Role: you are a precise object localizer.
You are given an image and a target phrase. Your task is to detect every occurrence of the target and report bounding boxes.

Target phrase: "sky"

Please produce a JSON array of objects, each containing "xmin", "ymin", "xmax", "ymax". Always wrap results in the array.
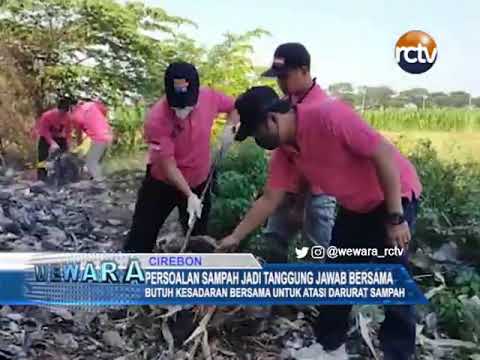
[{"xmin": 147, "ymin": 0, "xmax": 478, "ymax": 95}]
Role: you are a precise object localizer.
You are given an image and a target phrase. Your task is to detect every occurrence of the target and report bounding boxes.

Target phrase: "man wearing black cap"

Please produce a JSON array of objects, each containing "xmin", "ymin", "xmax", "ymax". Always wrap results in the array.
[
  {"xmin": 124, "ymin": 62, "xmax": 239, "ymax": 252},
  {"xmin": 34, "ymin": 96, "xmax": 78, "ymax": 181},
  {"xmin": 258, "ymin": 43, "xmax": 336, "ymax": 263},
  {"xmin": 217, "ymin": 86, "xmax": 422, "ymax": 360}
]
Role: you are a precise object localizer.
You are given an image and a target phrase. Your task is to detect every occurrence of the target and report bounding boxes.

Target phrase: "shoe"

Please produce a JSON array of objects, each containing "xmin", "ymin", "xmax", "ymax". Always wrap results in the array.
[{"xmin": 324, "ymin": 344, "xmax": 348, "ymax": 360}]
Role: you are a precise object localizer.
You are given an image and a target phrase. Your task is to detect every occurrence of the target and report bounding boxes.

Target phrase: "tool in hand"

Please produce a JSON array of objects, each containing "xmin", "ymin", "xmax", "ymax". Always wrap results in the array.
[{"xmin": 180, "ymin": 122, "xmax": 237, "ymax": 253}]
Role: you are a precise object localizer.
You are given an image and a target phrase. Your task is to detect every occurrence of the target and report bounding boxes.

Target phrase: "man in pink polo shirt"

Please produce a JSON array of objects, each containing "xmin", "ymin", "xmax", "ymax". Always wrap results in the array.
[
  {"xmin": 258, "ymin": 42, "xmax": 337, "ymax": 263},
  {"xmin": 124, "ymin": 62, "xmax": 238, "ymax": 253},
  {"xmin": 217, "ymin": 86, "xmax": 422, "ymax": 360},
  {"xmin": 34, "ymin": 97, "xmax": 76, "ymax": 181},
  {"xmin": 71, "ymin": 99, "xmax": 113, "ymax": 179}
]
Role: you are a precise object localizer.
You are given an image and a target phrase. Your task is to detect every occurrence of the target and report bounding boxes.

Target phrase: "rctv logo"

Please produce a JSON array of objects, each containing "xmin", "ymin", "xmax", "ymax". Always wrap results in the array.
[{"xmin": 395, "ymin": 30, "xmax": 438, "ymax": 74}]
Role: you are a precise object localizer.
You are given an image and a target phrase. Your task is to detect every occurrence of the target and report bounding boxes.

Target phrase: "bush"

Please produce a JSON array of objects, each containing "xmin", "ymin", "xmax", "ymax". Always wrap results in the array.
[
  {"xmin": 208, "ymin": 140, "xmax": 268, "ymax": 239},
  {"xmin": 109, "ymin": 105, "xmax": 147, "ymax": 156},
  {"xmin": 0, "ymin": 47, "xmax": 36, "ymax": 166},
  {"xmin": 395, "ymin": 137, "xmax": 480, "ymax": 224},
  {"xmin": 431, "ymin": 269, "xmax": 480, "ymax": 342}
]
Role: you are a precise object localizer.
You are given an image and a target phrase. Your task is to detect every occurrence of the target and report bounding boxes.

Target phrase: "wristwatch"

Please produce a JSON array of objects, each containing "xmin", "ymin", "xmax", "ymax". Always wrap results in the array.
[{"xmin": 385, "ymin": 212, "xmax": 406, "ymax": 225}]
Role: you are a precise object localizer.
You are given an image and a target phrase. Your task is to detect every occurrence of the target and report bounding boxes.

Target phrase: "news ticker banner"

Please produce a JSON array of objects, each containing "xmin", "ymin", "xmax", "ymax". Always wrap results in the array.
[{"xmin": 0, "ymin": 253, "xmax": 428, "ymax": 307}]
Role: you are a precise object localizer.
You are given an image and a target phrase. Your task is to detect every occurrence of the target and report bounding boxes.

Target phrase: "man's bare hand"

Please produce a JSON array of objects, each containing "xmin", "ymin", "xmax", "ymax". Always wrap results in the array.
[
  {"xmin": 216, "ymin": 234, "xmax": 240, "ymax": 252},
  {"xmin": 287, "ymin": 207, "xmax": 304, "ymax": 227},
  {"xmin": 386, "ymin": 222, "xmax": 411, "ymax": 250}
]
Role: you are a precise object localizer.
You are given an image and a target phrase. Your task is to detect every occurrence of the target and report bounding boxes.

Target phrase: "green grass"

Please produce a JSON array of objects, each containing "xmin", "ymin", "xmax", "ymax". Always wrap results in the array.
[
  {"xmin": 104, "ymin": 151, "xmax": 146, "ymax": 175},
  {"xmin": 382, "ymin": 131, "xmax": 480, "ymax": 163},
  {"xmin": 104, "ymin": 130, "xmax": 480, "ymax": 178},
  {"xmin": 366, "ymin": 109, "xmax": 480, "ymax": 132}
]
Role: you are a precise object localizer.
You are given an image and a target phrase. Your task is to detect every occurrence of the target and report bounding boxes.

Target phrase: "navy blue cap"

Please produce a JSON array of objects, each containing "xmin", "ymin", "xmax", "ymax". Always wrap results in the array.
[
  {"xmin": 234, "ymin": 86, "xmax": 291, "ymax": 141},
  {"xmin": 262, "ymin": 43, "xmax": 311, "ymax": 77}
]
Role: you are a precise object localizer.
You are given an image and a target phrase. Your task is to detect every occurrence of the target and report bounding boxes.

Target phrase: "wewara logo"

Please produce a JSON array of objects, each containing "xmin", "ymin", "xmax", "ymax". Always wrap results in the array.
[{"xmin": 395, "ymin": 30, "xmax": 437, "ymax": 74}]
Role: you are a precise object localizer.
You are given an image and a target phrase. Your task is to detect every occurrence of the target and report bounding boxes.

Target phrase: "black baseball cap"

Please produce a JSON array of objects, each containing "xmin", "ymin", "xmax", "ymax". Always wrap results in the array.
[
  {"xmin": 165, "ymin": 62, "xmax": 200, "ymax": 108},
  {"xmin": 234, "ymin": 86, "xmax": 291, "ymax": 142},
  {"xmin": 57, "ymin": 96, "xmax": 77, "ymax": 112},
  {"xmin": 262, "ymin": 43, "xmax": 311, "ymax": 77}
]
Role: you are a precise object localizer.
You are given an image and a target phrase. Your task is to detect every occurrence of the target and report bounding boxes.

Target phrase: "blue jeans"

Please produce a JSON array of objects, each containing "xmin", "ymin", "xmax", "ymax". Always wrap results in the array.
[
  {"xmin": 314, "ymin": 195, "xmax": 419, "ymax": 360},
  {"xmin": 257, "ymin": 193, "xmax": 337, "ymax": 263}
]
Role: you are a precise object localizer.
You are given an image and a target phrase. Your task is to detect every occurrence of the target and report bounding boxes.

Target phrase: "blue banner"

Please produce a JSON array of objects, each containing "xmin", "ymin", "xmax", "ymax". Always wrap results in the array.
[{"xmin": 0, "ymin": 253, "xmax": 427, "ymax": 307}]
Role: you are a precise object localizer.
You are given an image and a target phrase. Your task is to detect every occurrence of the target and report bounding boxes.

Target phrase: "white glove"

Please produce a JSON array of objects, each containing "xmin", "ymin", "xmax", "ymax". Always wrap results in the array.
[
  {"xmin": 221, "ymin": 123, "xmax": 237, "ymax": 150},
  {"xmin": 49, "ymin": 142, "xmax": 60, "ymax": 154},
  {"xmin": 187, "ymin": 193, "xmax": 203, "ymax": 228}
]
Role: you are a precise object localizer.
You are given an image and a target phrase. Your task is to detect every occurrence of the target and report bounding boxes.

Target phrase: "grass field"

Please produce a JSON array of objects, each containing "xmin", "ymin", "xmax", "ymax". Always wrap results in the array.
[
  {"xmin": 382, "ymin": 131, "xmax": 480, "ymax": 163},
  {"xmin": 104, "ymin": 130, "xmax": 480, "ymax": 175}
]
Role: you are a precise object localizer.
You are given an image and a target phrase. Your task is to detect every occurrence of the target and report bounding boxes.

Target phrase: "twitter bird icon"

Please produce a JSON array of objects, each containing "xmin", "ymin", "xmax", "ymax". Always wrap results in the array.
[{"xmin": 295, "ymin": 247, "xmax": 309, "ymax": 259}]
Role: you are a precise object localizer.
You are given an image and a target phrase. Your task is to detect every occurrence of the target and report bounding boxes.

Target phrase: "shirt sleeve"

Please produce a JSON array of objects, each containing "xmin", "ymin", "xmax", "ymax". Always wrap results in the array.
[
  {"xmin": 212, "ymin": 89, "xmax": 235, "ymax": 114},
  {"xmin": 323, "ymin": 100, "xmax": 382, "ymax": 158},
  {"xmin": 94, "ymin": 100, "xmax": 108, "ymax": 116},
  {"xmin": 144, "ymin": 103, "xmax": 175, "ymax": 162},
  {"xmin": 266, "ymin": 149, "xmax": 301, "ymax": 193}
]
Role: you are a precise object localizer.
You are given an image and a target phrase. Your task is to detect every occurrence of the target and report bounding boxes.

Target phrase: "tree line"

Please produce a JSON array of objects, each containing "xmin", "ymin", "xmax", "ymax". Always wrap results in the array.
[
  {"xmin": 328, "ymin": 83, "xmax": 479, "ymax": 110},
  {"xmin": 0, "ymin": 0, "xmax": 475, "ymax": 118},
  {"xmin": 0, "ymin": 0, "xmax": 274, "ymax": 116}
]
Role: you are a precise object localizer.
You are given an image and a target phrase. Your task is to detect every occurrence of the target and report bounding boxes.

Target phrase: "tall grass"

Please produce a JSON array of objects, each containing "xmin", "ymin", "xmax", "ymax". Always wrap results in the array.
[
  {"xmin": 109, "ymin": 105, "xmax": 147, "ymax": 155},
  {"xmin": 107, "ymin": 106, "xmax": 480, "ymax": 155},
  {"xmin": 365, "ymin": 109, "xmax": 480, "ymax": 132}
]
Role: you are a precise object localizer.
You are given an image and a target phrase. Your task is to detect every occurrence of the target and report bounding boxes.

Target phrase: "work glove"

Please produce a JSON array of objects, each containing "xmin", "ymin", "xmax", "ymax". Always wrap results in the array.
[
  {"xmin": 187, "ymin": 193, "xmax": 203, "ymax": 229},
  {"xmin": 71, "ymin": 137, "xmax": 92, "ymax": 157},
  {"xmin": 220, "ymin": 123, "xmax": 237, "ymax": 152}
]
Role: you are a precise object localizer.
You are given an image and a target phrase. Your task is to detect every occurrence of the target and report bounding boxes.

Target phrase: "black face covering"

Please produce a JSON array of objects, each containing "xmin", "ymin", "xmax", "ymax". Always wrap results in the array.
[
  {"xmin": 57, "ymin": 96, "xmax": 77, "ymax": 112},
  {"xmin": 254, "ymin": 126, "xmax": 280, "ymax": 150},
  {"xmin": 165, "ymin": 62, "xmax": 200, "ymax": 108}
]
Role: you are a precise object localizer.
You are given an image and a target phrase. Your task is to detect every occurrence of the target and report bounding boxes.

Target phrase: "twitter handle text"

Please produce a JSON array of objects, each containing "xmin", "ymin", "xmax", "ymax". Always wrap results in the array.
[{"xmin": 296, "ymin": 246, "xmax": 404, "ymax": 260}]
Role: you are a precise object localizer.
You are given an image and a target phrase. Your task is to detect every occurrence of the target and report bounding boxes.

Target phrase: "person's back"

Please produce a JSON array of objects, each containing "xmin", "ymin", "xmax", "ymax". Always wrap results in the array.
[
  {"xmin": 72, "ymin": 101, "xmax": 113, "ymax": 143},
  {"xmin": 72, "ymin": 101, "xmax": 112, "ymax": 179},
  {"xmin": 290, "ymin": 98, "xmax": 421, "ymax": 212},
  {"xmin": 34, "ymin": 101, "xmax": 74, "ymax": 181}
]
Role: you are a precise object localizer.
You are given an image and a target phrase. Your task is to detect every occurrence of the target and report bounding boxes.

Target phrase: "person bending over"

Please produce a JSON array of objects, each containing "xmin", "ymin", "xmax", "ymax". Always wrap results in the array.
[
  {"xmin": 124, "ymin": 62, "xmax": 239, "ymax": 253},
  {"xmin": 218, "ymin": 86, "xmax": 422, "ymax": 360}
]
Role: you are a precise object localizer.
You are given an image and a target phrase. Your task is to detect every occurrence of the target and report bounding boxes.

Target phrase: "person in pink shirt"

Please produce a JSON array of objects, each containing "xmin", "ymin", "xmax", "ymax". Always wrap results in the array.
[
  {"xmin": 34, "ymin": 97, "xmax": 76, "ymax": 181},
  {"xmin": 124, "ymin": 62, "xmax": 239, "ymax": 253},
  {"xmin": 259, "ymin": 43, "xmax": 337, "ymax": 264},
  {"xmin": 217, "ymin": 86, "xmax": 422, "ymax": 360},
  {"xmin": 71, "ymin": 99, "xmax": 113, "ymax": 179}
]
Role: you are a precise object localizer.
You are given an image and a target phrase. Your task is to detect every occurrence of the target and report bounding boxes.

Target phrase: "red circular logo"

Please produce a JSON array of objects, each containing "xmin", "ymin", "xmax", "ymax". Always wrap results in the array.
[{"xmin": 395, "ymin": 31, "xmax": 437, "ymax": 74}]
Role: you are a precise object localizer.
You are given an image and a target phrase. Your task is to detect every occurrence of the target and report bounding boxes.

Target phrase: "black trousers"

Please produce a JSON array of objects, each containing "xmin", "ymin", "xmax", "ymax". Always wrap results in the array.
[
  {"xmin": 314, "ymin": 196, "xmax": 419, "ymax": 360},
  {"xmin": 37, "ymin": 136, "xmax": 68, "ymax": 181},
  {"xmin": 124, "ymin": 166, "xmax": 212, "ymax": 253}
]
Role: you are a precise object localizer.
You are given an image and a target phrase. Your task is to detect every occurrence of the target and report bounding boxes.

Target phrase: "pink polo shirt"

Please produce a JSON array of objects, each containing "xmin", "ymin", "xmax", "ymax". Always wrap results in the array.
[
  {"xmin": 34, "ymin": 108, "xmax": 73, "ymax": 146},
  {"xmin": 267, "ymin": 96, "xmax": 422, "ymax": 213},
  {"xmin": 287, "ymin": 80, "xmax": 326, "ymax": 106},
  {"xmin": 94, "ymin": 100, "xmax": 108, "ymax": 117},
  {"xmin": 145, "ymin": 87, "xmax": 235, "ymax": 187},
  {"xmin": 72, "ymin": 101, "xmax": 113, "ymax": 143},
  {"xmin": 277, "ymin": 83, "xmax": 329, "ymax": 192}
]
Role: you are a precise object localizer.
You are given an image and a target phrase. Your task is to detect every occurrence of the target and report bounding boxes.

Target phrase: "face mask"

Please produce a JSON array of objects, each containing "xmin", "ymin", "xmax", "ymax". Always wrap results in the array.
[
  {"xmin": 173, "ymin": 106, "xmax": 193, "ymax": 120},
  {"xmin": 254, "ymin": 130, "xmax": 280, "ymax": 150}
]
